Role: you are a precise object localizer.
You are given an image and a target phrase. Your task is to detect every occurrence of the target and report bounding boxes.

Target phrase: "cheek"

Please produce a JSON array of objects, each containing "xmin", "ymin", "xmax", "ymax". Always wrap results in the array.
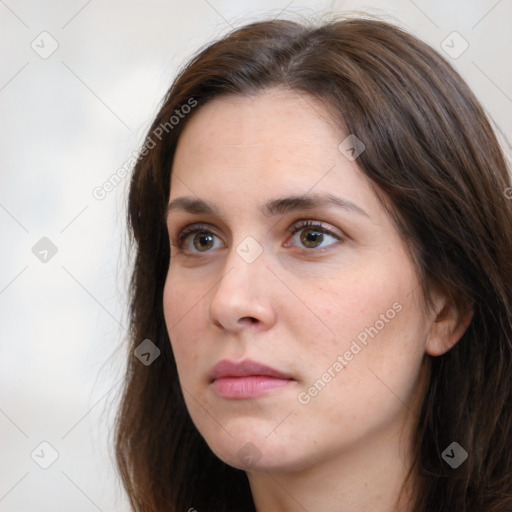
[
  {"xmin": 163, "ymin": 272, "xmax": 206, "ymax": 379},
  {"xmin": 301, "ymin": 268, "xmax": 414, "ymax": 356},
  {"xmin": 295, "ymin": 261, "xmax": 427, "ymax": 403}
]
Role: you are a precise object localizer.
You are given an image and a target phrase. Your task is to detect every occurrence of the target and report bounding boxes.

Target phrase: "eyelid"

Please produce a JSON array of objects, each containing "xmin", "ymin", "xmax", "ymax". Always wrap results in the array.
[
  {"xmin": 175, "ymin": 223, "xmax": 215, "ymax": 241},
  {"xmin": 171, "ymin": 222, "xmax": 223, "ymax": 248},
  {"xmin": 286, "ymin": 219, "xmax": 344, "ymax": 239}
]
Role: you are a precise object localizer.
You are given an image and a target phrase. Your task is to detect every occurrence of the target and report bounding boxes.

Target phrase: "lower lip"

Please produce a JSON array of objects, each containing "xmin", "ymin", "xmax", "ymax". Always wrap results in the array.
[{"xmin": 212, "ymin": 376, "xmax": 292, "ymax": 399}]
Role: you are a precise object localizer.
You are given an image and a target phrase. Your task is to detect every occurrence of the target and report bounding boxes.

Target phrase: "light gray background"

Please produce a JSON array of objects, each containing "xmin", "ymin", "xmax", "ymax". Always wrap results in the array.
[{"xmin": 1, "ymin": 1, "xmax": 511, "ymax": 510}]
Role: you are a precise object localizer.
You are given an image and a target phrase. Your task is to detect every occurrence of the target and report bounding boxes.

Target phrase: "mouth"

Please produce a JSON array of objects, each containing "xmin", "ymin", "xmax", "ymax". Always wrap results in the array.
[{"xmin": 210, "ymin": 359, "xmax": 295, "ymax": 399}]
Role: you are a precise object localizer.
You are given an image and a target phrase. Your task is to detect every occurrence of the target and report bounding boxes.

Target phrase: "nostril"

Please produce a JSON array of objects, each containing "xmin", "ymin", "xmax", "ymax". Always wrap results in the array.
[{"xmin": 241, "ymin": 316, "xmax": 258, "ymax": 324}]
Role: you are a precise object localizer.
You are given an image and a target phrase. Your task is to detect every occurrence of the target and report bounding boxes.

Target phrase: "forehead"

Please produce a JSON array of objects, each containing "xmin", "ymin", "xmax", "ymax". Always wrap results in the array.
[
  {"xmin": 175, "ymin": 89, "xmax": 340, "ymax": 162},
  {"xmin": 170, "ymin": 88, "xmax": 372, "ymax": 201},
  {"xmin": 169, "ymin": 89, "xmax": 387, "ymax": 224}
]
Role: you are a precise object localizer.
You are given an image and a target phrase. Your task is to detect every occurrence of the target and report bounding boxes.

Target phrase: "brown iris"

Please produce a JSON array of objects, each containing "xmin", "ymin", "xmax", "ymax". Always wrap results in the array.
[
  {"xmin": 300, "ymin": 228, "xmax": 324, "ymax": 249},
  {"xmin": 193, "ymin": 232, "xmax": 214, "ymax": 252}
]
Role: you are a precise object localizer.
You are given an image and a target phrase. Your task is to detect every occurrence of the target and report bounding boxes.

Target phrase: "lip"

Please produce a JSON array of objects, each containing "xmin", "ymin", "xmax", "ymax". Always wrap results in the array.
[{"xmin": 210, "ymin": 359, "xmax": 295, "ymax": 399}]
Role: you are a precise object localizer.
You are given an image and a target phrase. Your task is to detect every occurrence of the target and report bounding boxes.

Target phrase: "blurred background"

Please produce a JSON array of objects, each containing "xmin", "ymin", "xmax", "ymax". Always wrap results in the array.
[{"xmin": 1, "ymin": 0, "xmax": 511, "ymax": 510}]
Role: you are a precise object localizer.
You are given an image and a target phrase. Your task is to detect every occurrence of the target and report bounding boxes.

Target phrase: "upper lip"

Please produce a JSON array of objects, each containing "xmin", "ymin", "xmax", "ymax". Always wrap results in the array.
[{"xmin": 210, "ymin": 359, "xmax": 294, "ymax": 381}]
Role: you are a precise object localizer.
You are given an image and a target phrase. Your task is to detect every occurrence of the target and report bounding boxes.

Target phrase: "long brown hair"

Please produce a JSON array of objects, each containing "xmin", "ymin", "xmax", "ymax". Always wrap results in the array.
[{"xmin": 115, "ymin": 17, "xmax": 512, "ymax": 511}]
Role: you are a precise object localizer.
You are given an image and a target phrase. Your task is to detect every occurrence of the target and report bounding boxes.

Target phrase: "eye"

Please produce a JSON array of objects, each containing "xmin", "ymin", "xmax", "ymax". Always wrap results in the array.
[
  {"xmin": 173, "ymin": 225, "xmax": 224, "ymax": 254},
  {"xmin": 172, "ymin": 220, "xmax": 343, "ymax": 255},
  {"xmin": 287, "ymin": 220, "xmax": 343, "ymax": 250}
]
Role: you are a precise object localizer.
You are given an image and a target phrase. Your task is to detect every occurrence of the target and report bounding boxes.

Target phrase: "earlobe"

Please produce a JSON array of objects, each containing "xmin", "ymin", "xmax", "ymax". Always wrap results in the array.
[{"xmin": 425, "ymin": 301, "xmax": 474, "ymax": 357}]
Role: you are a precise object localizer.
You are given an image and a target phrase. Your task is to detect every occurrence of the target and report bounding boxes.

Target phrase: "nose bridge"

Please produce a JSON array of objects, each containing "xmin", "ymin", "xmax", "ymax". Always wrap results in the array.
[
  {"xmin": 217, "ymin": 237, "xmax": 266, "ymax": 297},
  {"xmin": 208, "ymin": 237, "xmax": 275, "ymax": 329}
]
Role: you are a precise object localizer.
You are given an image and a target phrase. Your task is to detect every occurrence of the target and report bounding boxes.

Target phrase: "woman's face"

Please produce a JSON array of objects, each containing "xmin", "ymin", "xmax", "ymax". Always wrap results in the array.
[{"xmin": 164, "ymin": 88, "xmax": 437, "ymax": 473}]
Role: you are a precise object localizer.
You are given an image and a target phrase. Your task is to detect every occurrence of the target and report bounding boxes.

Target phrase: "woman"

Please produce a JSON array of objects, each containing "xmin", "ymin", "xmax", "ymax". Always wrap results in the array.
[{"xmin": 115, "ymin": 17, "xmax": 512, "ymax": 511}]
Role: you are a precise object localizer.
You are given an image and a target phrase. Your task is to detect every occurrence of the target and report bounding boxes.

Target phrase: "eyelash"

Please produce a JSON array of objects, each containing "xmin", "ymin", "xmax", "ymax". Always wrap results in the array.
[
  {"xmin": 286, "ymin": 219, "xmax": 342, "ymax": 239},
  {"xmin": 174, "ymin": 224, "xmax": 211, "ymax": 246},
  {"xmin": 172, "ymin": 220, "xmax": 343, "ymax": 253}
]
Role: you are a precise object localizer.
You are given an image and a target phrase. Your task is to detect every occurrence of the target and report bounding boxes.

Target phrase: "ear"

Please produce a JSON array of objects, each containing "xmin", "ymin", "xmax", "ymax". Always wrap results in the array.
[{"xmin": 425, "ymin": 296, "xmax": 473, "ymax": 357}]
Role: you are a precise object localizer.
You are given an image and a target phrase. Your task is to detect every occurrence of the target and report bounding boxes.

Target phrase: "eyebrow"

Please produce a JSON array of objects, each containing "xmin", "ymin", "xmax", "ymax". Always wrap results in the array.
[{"xmin": 167, "ymin": 193, "xmax": 369, "ymax": 219}]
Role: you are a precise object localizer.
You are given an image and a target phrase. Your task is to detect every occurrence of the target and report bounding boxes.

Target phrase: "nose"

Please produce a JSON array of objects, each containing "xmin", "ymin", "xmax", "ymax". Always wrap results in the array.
[{"xmin": 208, "ymin": 246, "xmax": 277, "ymax": 333}]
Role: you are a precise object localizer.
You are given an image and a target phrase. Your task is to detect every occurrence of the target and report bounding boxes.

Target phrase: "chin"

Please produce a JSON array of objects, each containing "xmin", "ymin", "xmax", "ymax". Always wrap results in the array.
[{"xmin": 198, "ymin": 421, "xmax": 317, "ymax": 474}]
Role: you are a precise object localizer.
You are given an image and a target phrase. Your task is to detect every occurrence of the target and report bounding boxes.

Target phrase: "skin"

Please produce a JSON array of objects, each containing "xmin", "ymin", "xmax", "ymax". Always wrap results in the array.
[{"xmin": 163, "ymin": 88, "xmax": 468, "ymax": 512}]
